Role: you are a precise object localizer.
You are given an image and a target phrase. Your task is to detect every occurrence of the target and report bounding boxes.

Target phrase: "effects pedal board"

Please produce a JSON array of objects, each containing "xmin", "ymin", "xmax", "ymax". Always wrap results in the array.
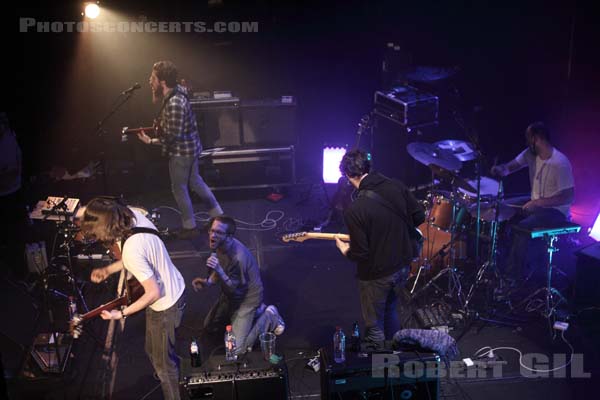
[{"xmin": 415, "ymin": 306, "xmax": 451, "ymax": 329}]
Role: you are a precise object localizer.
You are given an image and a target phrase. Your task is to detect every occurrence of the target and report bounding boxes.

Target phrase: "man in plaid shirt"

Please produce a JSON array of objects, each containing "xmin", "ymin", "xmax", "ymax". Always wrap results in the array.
[{"xmin": 138, "ymin": 61, "xmax": 223, "ymax": 238}]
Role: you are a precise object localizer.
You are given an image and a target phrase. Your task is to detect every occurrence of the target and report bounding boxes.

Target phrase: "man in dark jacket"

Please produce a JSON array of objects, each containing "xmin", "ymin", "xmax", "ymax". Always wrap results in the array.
[{"xmin": 335, "ymin": 149, "xmax": 425, "ymax": 343}]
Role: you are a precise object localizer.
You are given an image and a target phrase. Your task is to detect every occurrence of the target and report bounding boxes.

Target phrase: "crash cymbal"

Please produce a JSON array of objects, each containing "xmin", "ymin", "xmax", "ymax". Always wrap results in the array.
[
  {"xmin": 428, "ymin": 164, "xmax": 476, "ymax": 192},
  {"xmin": 434, "ymin": 139, "xmax": 477, "ymax": 162},
  {"xmin": 406, "ymin": 142, "xmax": 462, "ymax": 171}
]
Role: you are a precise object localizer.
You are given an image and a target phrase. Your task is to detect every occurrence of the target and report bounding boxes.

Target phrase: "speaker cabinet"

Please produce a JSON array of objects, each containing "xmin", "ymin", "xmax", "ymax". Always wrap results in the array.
[
  {"xmin": 241, "ymin": 99, "xmax": 297, "ymax": 147},
  {"xmin": 199, "ymin": 146, "xmax": 295, "ymax": 190},
  {"xmin": 194, "ymin": 103, "xmax": 242, "ymax": 148},
  {"xmin": 182, "ymin": 352, "xmax": 288, "ymax": 400},
  {"xmin": 319, "ymin": 347, "xmax": 439, "ymax": 400},
  {"xmin": 574, "ymin": 242, "xmax": 600, "ymax": 307}
]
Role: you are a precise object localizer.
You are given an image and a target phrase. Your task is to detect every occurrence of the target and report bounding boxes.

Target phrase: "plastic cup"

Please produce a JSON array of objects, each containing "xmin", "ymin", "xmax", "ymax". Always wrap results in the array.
[{"xmin": 259, "ymin": 332, "xmax": 276, "ymax": 361}]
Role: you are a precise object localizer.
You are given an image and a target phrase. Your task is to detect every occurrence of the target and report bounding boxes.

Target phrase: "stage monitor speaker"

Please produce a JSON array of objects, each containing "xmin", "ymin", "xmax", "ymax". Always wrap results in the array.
[
  {"xmin": 196, "ymin": 106, "xmax": 242, "ymax": 148},
  {"xmin": 182, "ymin": 352, "xmax": 289, "ymax": 400},
  {"xmin": 319, "ymin": 346, "xmax": 440, "ymax": 400},
  {"xmin": 574, "ymin": 242, "xmax": 600, "ymax": 307},
  {"xmin": 241, "ymin": 99, "xmax": 297, "ymax": 147}
]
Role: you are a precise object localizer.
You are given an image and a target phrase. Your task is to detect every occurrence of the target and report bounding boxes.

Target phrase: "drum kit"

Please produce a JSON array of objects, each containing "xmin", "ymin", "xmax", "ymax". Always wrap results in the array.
[{"xmin": 405, "ymin": 139, "xmax": 527, "ymax": 306}]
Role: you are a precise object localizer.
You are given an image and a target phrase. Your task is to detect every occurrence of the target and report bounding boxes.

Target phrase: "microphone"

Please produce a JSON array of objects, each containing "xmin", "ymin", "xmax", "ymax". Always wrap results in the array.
[
  {"xmin": 207, "ymin": 250, "xmax": 217, "ymax": 279},
  {"xmin": 122, "ymin": 83, "xmax": 142, "ymax": 95}
]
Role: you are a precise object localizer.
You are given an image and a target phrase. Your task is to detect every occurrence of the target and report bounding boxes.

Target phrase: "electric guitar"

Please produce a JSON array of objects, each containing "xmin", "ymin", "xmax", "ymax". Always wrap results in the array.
[
  {"xmin": 69, "ymin": 277, "xmax": 144, "ymax": 338},
  {"xmin": 70, "ymin": 241, "xmax": 144, "ymax": 338},
  {"xmin": 282, "ymin": 232, "xmax": 350, "ymax": 243},
  {"xmin": 121, "ymin": 118, "xmax": 163, "ymax": 140},
  {"xmin": 282, "ymin": 228, "xmax": 424, "ymax": 260}
]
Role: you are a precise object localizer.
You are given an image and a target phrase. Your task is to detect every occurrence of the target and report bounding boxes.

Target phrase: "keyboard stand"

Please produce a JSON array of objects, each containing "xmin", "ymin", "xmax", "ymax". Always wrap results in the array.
[{"xmin": 514, "ymin": 223, "xmax": 580, "ymax": 335}]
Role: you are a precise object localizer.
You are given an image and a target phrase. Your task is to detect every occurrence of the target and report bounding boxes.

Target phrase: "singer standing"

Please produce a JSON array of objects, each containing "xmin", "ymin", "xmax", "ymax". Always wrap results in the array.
[
  {"xmin": 137, "ymin": 60, "xmax": 223, "ymax": 239},
  {"xmin": 191, "ymin": 215, "xmax": 267, "ymax": 353}
]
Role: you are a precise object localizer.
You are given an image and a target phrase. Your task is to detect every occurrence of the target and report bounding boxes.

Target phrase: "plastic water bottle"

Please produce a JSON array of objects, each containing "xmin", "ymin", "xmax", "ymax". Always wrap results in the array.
[
  {"xmin": 351, "ymin": 321, "xmax": 360, "ymax": 352},
  {"xmin": 190, "ymin": 338, "xmax": 201, "ymax": 367},
  {"xmin": 67, "ymin": 296, "xmax": 77, "ymax": 320},
  {"xmin": 333, "ymin": 326, "xmax": 346, "ymax": 363},
  {"xmin": 225, "ymin": 325, "xmax": 238, "ymax": 361}
]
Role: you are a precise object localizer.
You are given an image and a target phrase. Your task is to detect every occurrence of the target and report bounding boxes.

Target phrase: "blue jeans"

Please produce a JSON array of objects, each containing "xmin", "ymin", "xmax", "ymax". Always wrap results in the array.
[
  {"xmin": 169, "ymin": 155, "xmax": 223, "ymax": 229},
  {"xmin": 145, "ymin": 294, "xmax": 186, "ymax": 400},
  {"xmin": 506, "ymin": 207, "xmax": 567, "ymax": 279},
  {"xmin": 358, "ymin": 267, "xmax": 410, "ymax": 343},
  {"xmin": 203, "ymin": 292, "xmax": 263, "ymax": 354}
]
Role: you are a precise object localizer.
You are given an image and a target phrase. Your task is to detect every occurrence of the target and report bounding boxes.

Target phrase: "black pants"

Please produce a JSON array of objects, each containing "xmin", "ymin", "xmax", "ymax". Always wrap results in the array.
[{"xmin": 358, "ymin": 267, "xmax": 410, "ymax": 343}]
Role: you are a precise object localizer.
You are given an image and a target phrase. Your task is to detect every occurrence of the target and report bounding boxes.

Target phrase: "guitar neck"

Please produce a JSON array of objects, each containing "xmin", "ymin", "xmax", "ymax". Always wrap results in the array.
[
  {"xmin": 79, "ymin": 296, "xmax": 127, "ymax": 323},
  {"xmin": 122, "ymin": 127, "xmax": 154, "ymax": 135},
  {"xmin": 304, "ymin": 233, "xmax": 350, "ymax": 241}
]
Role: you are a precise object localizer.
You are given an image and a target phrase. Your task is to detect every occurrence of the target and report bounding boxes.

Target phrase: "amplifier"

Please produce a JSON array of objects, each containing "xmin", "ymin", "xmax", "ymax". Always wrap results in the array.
[
  {"xmin": 182, "ymin": 352, "xmax": 289, "ymax": 400},
  {"xmin": 374, "ymin": 86, "xmax": 438, "ymax": 126},
  {"xmin": 319, "ymin": 346, "xmax": 439, "ymax": 400},
  {"xmin": 199, "ymin": 146, "xmax": 295, "ymax": 190}
]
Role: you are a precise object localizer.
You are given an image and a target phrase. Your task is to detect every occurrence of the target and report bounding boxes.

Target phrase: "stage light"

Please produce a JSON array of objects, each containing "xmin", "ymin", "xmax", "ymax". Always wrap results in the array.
[
  {"xmin": 589, "ymin": 209, "xmax": 600, "ymax": 241},
  {"xmin": 84, "ymin": 2, "xmax": 101, "ymax": 19},
  {"xmin": 323, "ymin": 146, "xmax": 346, "ymax": 183}
]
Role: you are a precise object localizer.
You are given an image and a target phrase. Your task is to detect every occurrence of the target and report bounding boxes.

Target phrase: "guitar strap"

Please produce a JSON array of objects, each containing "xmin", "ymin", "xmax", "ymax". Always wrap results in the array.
[
  {"xmin": 359, "ymin": 189, "xmax": 417, "ymax": 234},
  {"xmin": 118, "ymin": 227, "xmax": 163, "ymax": 297}
]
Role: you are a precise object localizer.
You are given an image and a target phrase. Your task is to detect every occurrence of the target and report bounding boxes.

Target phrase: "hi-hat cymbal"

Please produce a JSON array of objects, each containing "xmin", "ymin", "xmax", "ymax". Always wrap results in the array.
[
  {"xmin": 406, "ymin": 142, "xmax": 462, "ymax": 171},
  {"xmin": 434, "ymin": 140, "xmax": 477, "ymax": 162},
  {"xmin": 428, "ymin": 164, "xmax": 476, "ymax": 192}
]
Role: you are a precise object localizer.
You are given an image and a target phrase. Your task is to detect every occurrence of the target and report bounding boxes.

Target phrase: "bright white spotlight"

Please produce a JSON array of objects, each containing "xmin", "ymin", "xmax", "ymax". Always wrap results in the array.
[
  {"xmin": 323, "ymin": 147, "xmax": 347, "ymax": 184},
  {"xmin": 84, "ymin": 3, "xmax": 100, "ymax": 19}
]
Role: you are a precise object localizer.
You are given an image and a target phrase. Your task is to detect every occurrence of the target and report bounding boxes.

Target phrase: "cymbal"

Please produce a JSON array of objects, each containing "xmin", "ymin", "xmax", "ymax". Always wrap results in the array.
[
  {"xmin": 434, "ymin": 139, "xmax": 477, "ymax": 162},
  {"xmin": 457, "ymin": 176, "xmax": 500, "ymax": 198},
  {"xmin": 428, "ymin": 164, "xmax": 476, "ymax": 192},
  {"xmin": 469, "ymin": 201, "xmax": 516, "ymax": 222},
  {"xmin": 406, "ymin": 142, "xmax": 462, "ymax": 171}
]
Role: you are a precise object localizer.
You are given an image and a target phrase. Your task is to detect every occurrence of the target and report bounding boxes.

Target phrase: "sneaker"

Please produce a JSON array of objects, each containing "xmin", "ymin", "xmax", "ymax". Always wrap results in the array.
[{"xmin": 266, "ymin": 305, "xmax": 285, "ymax": 335}]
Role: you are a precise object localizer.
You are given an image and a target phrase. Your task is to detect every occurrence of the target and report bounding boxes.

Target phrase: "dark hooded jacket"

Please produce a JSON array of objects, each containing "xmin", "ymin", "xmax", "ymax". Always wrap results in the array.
[{"xmin": 343, "ymin": 172, "xmax": 425, "ymax": 280}]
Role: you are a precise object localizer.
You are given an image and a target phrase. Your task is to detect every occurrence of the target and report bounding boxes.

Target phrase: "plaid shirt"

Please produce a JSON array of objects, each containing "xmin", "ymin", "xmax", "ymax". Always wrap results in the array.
[{"xmin": 158, "ymin": 85, "xmax": 202, "ymax": 157}]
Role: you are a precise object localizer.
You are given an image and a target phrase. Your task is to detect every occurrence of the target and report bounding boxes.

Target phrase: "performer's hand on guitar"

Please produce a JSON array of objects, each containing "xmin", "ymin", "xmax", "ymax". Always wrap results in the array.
[
  {"xmin": 91, "ymin": 267, "xmax": 110, "ymax": 283},
  {"xmin": 100, "ymin": 309, "xmax": 124, "ymax": 320},
  {"xmin": 334, "ymin": 235, "xmax": 350, "ymax": 256},
  {"xmin": 192, "ymin": 277, "xmax": 209, "ymax": 292},
  {"xmin": 137, "ymin": 129, "xmax": 153, "ymax": 144}
]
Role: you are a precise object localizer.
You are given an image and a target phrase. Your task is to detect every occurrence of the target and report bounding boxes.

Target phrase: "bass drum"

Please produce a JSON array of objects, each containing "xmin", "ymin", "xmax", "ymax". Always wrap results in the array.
[{"xmin": 411, "ymin": 222, "xmax": 467, "ymax": 277}]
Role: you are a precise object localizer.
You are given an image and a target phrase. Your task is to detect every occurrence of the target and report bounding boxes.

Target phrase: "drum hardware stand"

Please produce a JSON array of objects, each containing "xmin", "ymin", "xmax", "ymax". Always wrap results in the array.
[
  {"xmin": 512, "ymin": 233, "xmax": 568, "ymax": 336},
  {"xmin": 409, "ymin": 232, "xmax": 467, "ymax": 308}
]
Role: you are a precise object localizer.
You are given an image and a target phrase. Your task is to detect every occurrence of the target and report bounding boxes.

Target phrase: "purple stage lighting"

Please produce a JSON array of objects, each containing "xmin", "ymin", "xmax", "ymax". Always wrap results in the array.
[
  {"xmin": 590, "ymin": 209, "xmax": 600, "ymax": 241},
  {"xmin": 323, "ymin": 147, "xmax": 346, "ymax": 183}
]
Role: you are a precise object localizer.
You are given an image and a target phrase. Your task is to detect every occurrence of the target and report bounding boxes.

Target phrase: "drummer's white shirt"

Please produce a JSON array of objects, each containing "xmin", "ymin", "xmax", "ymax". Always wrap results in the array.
[{"xmin": 515, "ymin": 148, "xmax": 574, "ymax": 217}]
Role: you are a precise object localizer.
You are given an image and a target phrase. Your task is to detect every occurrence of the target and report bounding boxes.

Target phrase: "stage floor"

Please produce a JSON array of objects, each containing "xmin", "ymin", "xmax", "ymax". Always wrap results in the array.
[{"xmin": 2, "ymin": 184, "xmax": 599, "ymax": 399}]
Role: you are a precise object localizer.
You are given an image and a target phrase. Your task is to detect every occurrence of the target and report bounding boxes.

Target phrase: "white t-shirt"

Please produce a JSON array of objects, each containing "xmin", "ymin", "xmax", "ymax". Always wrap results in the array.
[
  {"xmin": 121, "ymin": 209, "xmax": 185, "ymax": 311},
  {"xmin": 515, "ymin": 147, "xmax": 574, "ymax": 216}
]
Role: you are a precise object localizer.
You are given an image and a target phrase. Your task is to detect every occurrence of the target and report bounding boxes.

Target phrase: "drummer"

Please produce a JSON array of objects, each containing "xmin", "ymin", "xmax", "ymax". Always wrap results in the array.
[{"xmin": 491, "ymin": 121, "xmax": 574, "ymax": 280}]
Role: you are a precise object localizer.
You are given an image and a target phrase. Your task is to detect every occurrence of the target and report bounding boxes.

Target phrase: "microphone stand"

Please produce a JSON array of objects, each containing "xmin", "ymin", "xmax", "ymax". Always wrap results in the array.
[{"xmin": 94, "ymin": 91, "xmax": 137, "ymax": 195}]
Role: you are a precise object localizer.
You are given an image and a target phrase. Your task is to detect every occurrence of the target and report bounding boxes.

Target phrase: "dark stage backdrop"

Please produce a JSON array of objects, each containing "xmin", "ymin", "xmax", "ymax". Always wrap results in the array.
[{"xmin": 5, "ymin": 0, "xmax": 600, "ymax": 227}]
